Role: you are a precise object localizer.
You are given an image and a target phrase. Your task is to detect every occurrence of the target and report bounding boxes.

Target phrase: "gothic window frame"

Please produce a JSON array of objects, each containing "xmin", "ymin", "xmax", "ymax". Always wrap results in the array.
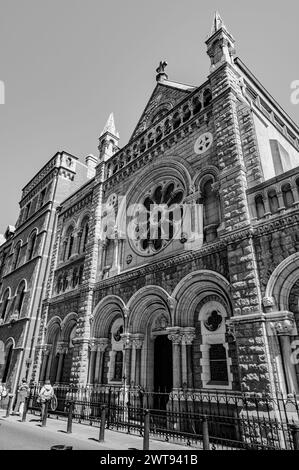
[
  {"xmin": 128, "ymin": 179, "xmax": 185, "ymax": 257},
  {"xmin": 0, "ymin": 288, "xmax": 11, "ymax": 322},
  {"xmin": 27, "ymin": 229, "xmax": 38, "ymax": 261},
  {"xmin": 198, "ymin": 300, "xmax": 232, "ymax": 390},
  {"xmin": 107, "ymin": 318, "xmax": 124, "ymax": 384}
]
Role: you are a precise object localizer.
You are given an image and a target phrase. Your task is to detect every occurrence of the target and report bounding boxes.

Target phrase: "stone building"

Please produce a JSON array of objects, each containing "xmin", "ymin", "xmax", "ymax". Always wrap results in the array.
[
  {"xmin": 2, "ymin": 13, "xmax": 299, "ymax": 398},
  {"xmin": 0, "ymin": 152, "xmax": 91, "ymax": 393}
]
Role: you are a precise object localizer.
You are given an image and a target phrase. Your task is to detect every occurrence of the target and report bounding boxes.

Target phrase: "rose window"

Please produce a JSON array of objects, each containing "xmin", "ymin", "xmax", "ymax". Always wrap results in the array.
[{"xmin": 130, "ymin": 181, "xmax": 184, "ymax": 255}]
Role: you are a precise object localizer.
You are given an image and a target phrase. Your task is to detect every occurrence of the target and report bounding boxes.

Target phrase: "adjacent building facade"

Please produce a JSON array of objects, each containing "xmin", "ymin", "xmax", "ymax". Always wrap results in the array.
[{"xmin": 1, "ymin": 13, "xmax": 299, "ymax": 398}]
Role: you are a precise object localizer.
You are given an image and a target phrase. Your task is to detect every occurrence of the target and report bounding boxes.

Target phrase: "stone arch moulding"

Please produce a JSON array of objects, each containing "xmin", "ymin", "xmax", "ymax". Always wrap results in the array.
[
  {"xmin": 172, "ymin": 270, "xmax": 232, "ymax": 326},
  {"xmin": 127, "ymin": 285, "xmax": 174, "ymax": 333},
  {"xmin": 45, "ymin": 316, "xmax": 62, "ymax": 343},
  {"xmin": 265, "ymin": 253, "xmax": 299, "ymax": 311},
  {"xmin": 5, "ymin": 337, "xmax": 16, "ymax": 349},
  {"xmin": 61, "ymin": 312, "xmax": 78, "ymax": 341},
  {"xmin": 91, "ymin": 295, "xmax": 126, "ymax": 338},
  {"xmin": 13, "ymin": 278, "xmax": 28, "ymax": 297}
]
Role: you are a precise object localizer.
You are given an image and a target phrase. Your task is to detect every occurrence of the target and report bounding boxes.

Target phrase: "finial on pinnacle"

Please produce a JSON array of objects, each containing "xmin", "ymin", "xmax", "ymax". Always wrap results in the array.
[{"xmin": 156, "ymin": 60, "xmax": 168, "ymax": 82}]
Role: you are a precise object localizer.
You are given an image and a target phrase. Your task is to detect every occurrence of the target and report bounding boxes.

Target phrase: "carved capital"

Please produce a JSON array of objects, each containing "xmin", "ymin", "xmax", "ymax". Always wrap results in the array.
[
  {"xmin": 121, "ymin": 333, "xmax": 133, "ymax": 349},
  {"xmin": 167, "ymin": 327, "xmax": 182, "ymax": 344},
  {"xmin": 131, "ymin": 333, "xmax": 144, "ymax": 349},
  {"xmin": 270, "ymin": 319, "xmax": 296, "ymax": 336},
  {"xmin": 262, "ymin": 296, "xmax": 275, "ymax": 312},
  {"xmin": 56, "ymin": 342, "xmax": 68, "ymax": 355},
  {"xmin": 181, "ymin": 327, "xmax": 196, "ymax": 345},
  {"xmin": 97, "ymin": 338, "xmax": 109, "ymax": 352},
  {"xmin": 226, "ymin": 321, "xmax": 236, "ymax": 342}
]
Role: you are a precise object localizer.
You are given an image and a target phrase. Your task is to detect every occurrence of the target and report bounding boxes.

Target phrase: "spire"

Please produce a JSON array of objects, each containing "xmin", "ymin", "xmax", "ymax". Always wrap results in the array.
[
  {"xmin": 210, "ymin": 11, "xmax": 227, "ymax": 37},
  {"xmin": 206, "ymin": 12, "xmax": 236, "ymax": 73},
  {"xmin": 100, "ymin": 112, "xmax": 119, "ymax": 138},
  {"xmin": 98, "ymin": 112, "xmax": 120, "ymax": 162}
]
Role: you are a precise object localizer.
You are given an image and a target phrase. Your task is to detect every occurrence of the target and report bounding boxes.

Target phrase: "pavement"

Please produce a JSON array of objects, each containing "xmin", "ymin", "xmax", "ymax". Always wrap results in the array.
[{"xmin": 0, "ymin": 411, "xmax": 194, "ymax": 451}]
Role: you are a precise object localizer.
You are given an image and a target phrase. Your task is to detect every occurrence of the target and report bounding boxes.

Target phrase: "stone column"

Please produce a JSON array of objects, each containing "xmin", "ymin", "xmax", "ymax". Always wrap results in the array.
[
  {"xmin": 181, "ymin": 328, "xmax": 195, "ymax": 388},
  {"xmin": 87, "ymin": 340, "xmax": 98, "ymax": 384},
  {"xmin": 132, "ymin": 334, "xmax": 144, "ymax": 386},
  {"xmin": 167, "ymin": 328, "xmax": 182, "ymax": 390},
  {"xmin": 277, "ymin": 191, "xmax": 285, "ymax": 212},
  {"xmin": 122, "ymin": 333, "xmax": 132, "ymax": 386},
  {"xmin": 55, "ymin": 343, "xmax": 68, "ymax": 384},
  {"xmin": 269, "ymin": 315, "xmax": 299, "ymax": 394},
  {"xmin": 94, "ymin": 338, "xmax": 109, "ymax": 384},
  {"xmin": 39, "ymin": 346, "xmax": 50, "ymax": 382}
]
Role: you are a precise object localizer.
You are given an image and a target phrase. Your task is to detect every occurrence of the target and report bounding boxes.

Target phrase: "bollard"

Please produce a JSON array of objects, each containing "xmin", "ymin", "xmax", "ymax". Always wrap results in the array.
[
  {"xmin": 99, "ymin": 405, "xmax": 106, "ymax": 442},
  {"xmin": 67, "ymin": 401, "xmax": 74, "ymax": 434},
  {"xmin": 290, "ymin": 423, "xmax": 299, "ymax": 450},
  {"xmin": 202, "ymin": 415, "xmax": 210, "ymax": 450},
  {"xmin": 143, "ymin": 409, "xmax": 150, "ymax": 451},
  {"xmin": 41, "ymin": 400, "xmax": 49, "ymax": 427},
  {"xmin": 5, "ymin": 394, "xmax": 14, "ymax": 418},
  {"xmin": 21, "ymin": 397, "xmax": 28, "ymax": 422}
]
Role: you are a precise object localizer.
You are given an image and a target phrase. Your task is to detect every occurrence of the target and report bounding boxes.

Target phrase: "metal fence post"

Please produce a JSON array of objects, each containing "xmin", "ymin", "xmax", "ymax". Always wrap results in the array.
[
  {"xmin": 67, "ymin": 401, "xmax": 74, "ymax": 434},
  {"xmin": 22, "ymin": 397, "xmax": 28, "ymax": 422},
  {"xmin": 290, "ymin": 423, "xmax": 299, "ymax": 450},
  {"xmin": 143, "ymin": 409, "xmax": 150, "ymax": 451},
  {"xmin": 99, "ymin": 405, "xmax": 106, "ymax": 442},
  {"xmin": 5, "ymin": 394, "xmax": 14, "ymax": 418},
  {"xmin": 41, "ymin": 400, "xmax": 49, "ymax": 427},
  {"xmin": 202, "ymin": 415, "xmax": 210, "ymax": 450}
]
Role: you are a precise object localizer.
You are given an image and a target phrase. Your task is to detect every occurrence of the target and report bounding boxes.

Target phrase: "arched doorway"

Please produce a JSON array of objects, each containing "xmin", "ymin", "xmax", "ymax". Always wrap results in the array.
[{"xmin": 154, "ymin": 335, "xmax": 172, "ymax": 393}]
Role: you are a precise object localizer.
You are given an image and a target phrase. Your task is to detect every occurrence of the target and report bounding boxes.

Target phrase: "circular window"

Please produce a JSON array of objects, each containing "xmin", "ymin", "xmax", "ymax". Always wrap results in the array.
[
  {"xmin": 204, "ymin": 310, "xmax": 222, "ymax": 332},
  {"xmin": 194, "ymin": 132, "xmax": 213, "ymax": 155},
  {"xmin": 129, "ymin": 181, "xmax": 184, "ymax": 256}
]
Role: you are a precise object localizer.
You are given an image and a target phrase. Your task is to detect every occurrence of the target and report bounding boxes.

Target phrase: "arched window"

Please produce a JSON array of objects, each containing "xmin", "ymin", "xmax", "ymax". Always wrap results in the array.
[
  {"xmin": 182, "ymin": 105, "xmax": 191, "ymax": 122},
  {"xmin": 255, "ymin": 195, "xmax": 265, "ymax": 219},
  {"xmin": 282, "ymin": 184, "xmax": 294, "ymax": 209},
  {"xmin": 16, "ymin": 282, "xmax": 26, "ymax": 317},
  {"xmin": 27, "ymin": 231, "xmax": 37, "ymax": 261},
  {"xmin": 1, "ymin": 289, "xmax": 10, "ymax": 321},
  {"xmin": 202, "ymin": 178, "xmax": 220, "ymax": 241},
  {"xmin": 64, "ymin": 226, "xmax": 75, "ymax": 261},
  {"xmin": 2, "ymin": 342, "xmax": 13, "ymax": 383},
  {"xmin": 203, "ymin": 89, "xmax": 212, "ymax": 107},
  {"xmin": 113, "ymin": 351, "xmax": 123, "ymax": 381},
  {"xmin": 268, "ymin": 189, "xmax": 279, "ymax": 214},
  {"xmin": 172, "ymin": 112, "xmax": 181, "ymax": 129},
  {"xmin": 80, "ymin": 218, "xmax": 89, "ymax": 253},
  {"xmin": 193, "ymin": 97, "xmax": 202, "ymax": 114},
  {"xmin": 13, "ymin": 241, "xmax": 22, "ymax": 270}
]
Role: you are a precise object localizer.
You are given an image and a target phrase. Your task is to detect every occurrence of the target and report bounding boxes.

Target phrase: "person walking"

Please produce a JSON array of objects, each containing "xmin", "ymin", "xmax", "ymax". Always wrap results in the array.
[
  {"xmin": 38, "ymin": 380, "xmax": 54, "ymax": 421},
  {"xmin": 13, "ymin": 378, "xmax": 29, "ymax": 415}
]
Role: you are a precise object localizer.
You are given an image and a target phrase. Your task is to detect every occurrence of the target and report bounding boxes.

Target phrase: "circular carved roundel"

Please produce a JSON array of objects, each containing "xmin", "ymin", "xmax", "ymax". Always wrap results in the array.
[
  {"xmin": 204, "ymin": 310, "xmax": 222, "ymax": 332},
  {"xmin": 194, "ymin": 132, "xmax": 213, "ymax": 155}
]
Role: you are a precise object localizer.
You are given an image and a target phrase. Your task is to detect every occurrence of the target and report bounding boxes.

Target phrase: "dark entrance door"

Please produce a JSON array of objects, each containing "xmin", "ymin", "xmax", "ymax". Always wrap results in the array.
[{"xmin": 153, "ymin": 335, "xmax": 172, "ymax": 411}]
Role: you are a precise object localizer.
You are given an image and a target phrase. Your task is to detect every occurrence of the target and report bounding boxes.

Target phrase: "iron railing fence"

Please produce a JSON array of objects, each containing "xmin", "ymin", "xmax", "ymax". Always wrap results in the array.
[{"xmin": 26, "ymin": 384, "xmax": 299, "ymax": 450}]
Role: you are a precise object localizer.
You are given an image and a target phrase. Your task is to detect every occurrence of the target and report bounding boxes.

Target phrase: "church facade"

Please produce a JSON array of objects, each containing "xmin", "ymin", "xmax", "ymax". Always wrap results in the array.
[{"xmin": 1, "ymin": 14, "xmax": 299, "ymax": 398}]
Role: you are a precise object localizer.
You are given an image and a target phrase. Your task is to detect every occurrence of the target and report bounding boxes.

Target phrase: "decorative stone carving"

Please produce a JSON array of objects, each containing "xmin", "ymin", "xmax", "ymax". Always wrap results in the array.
[
  {"xmin": 97, "ymin": 338, "xmax": 109, "ymax": 352},
  {"xmin": 167, "ymin": 327, "xmax": 182, "ymax": 344},
  {"xmin": 262, "ymin": 297, "xmax": 275, "ymax": 311},
  {"xmin": 226, "ymin": 322, "xmax": 236, "ymax": 342},
  {"xmin": 270, "ymin": 319, "xmax": 296, "ymax": 336},
  {"xmin": 181, "ymin": 327, "xmax": 195, "ymax": 345},
  {"xmin": 132, "ymin": 334, "xmax": 144, "ymax": 349},
  {"xmin": 153, "ymin": 314, "xmax": 169, "ymax": 331},
  {"xmin": 121, "ymin": 333, "xmax": 132, "ymax": 349}
]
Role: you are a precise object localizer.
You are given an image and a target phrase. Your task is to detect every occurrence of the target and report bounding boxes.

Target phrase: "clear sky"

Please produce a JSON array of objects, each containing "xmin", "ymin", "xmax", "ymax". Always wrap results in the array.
[{"xmin": 0, "ymin": 0, "xmax": 298, "ymax": 234}]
